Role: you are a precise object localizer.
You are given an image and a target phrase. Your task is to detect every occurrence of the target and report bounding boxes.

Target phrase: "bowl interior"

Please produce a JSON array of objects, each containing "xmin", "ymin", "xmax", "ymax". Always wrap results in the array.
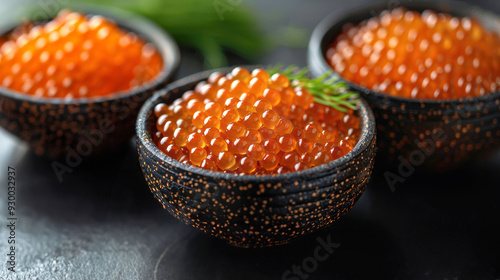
[
  {"xmin": 136, "ymin": 66, "xmax": 376, "ymax": 182},
  {"xmin": 0, "ymin": 7, "xmax": 180, "ymax": 105},
  {"xmin": 309, "ymin": 0, "xmax": 500, "ymax": 105}
]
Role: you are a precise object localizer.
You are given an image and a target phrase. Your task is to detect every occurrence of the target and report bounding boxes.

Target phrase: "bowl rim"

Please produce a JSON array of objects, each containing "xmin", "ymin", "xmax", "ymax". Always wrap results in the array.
[
  {"xmin": 136, "ymin": 66, "xmax": 377, "ymax": 182},
  {"xmin": 0, "ymin": 6, "xmax": 180, "ymax": 105},
  {"xmin": 308, "ymin": 0, "xmax": 500, "ymax": 105}
]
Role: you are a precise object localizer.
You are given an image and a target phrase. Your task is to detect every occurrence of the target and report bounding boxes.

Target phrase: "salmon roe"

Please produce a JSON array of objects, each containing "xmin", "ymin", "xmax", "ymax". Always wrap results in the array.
[
  {"xmin": 0, "ymin": 10, "xmax": 163, "ymax": 98},
  {"xmin": 154, "ymin": 67, "xmax": 360, "ymax": 175},
  {"xmin": 326, "ymin": 8, "xmax": 500, "ymax": 99}
]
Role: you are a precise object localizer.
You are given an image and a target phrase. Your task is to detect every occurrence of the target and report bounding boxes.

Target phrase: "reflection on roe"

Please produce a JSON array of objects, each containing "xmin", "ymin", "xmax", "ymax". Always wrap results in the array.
[
  {"xmin": 326, "ymin": 8, "xmax": 500, "ymax": 99},
  {"xmin": 153, "ymin": 67, "xmax": 360, "ymax": 175}
]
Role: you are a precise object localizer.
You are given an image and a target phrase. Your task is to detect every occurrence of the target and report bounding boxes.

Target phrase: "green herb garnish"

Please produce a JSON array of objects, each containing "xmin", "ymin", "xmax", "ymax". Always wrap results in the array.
[
  {"xmin": 267, "ymin": 65, "xmax": 359, "ymax": 113},
  {"xmin": 26, "ymin": 0, "xmax": 267, "ymax": 68}
]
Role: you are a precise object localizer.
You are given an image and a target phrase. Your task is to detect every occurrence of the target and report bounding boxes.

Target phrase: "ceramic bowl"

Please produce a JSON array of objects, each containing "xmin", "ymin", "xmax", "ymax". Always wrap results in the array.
[
  {"xmin": 0, "ymin": 8, "xmax": 180, "ymax": 158},
  {"xmin": 308, "ymin": 1, "xmax": 500, "ymax": 171},
  {"xmin": 136, "ymin": 67, "xmax": 377, "ymax": 248}
]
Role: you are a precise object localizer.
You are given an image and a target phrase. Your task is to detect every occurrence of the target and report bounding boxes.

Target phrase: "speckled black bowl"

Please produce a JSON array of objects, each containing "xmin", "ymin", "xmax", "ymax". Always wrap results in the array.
[
  {"xmin": 136, "ymin": 67, "xmax": 377, "ymax": 248},
  {"xmin": 308, "ymin": 1, "xmax": 500, "ymax": 171},
  {"xmin": 0, "ymin": 8, "xmax": 180, "ymax": 158}
]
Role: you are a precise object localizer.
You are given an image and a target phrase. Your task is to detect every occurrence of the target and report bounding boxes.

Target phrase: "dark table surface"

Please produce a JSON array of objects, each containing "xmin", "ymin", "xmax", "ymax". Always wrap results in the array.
[{"xmin": 1, "ymin": 0, "xmax": 500, "ymax": 279}]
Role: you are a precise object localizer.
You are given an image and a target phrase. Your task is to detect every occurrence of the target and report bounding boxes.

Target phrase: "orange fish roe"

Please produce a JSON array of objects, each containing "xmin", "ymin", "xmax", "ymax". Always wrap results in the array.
[
  {"xmin": 326, "ymin": 8, "xmax": 500, "ymax": 99},
  {"xmin": 153, "ymin": 67, "xmax": 360, "ymax": 175},
  {"xmin": 0, "ymin": 10, "xmax": 163, "ymax": 98}
]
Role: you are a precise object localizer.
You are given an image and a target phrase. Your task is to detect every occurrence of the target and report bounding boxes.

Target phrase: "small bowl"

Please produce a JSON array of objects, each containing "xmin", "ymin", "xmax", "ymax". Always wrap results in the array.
[
  {"xmin": 308, "ymin": 1, "xmax": 500, "ymax": 170},
  {"xmin": 0, "ymin": 8, "xmax": 180, "ymax": 158},
  {"xmin": 136, "ymin": 67, "xmax": 377, "ymax": 248}
]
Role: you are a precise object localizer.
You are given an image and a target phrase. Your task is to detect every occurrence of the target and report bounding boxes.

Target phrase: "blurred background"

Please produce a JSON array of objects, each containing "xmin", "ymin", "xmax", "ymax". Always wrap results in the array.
[
  {"xmin": 1, "ymin": 0, "xmax": 500, "ymax": 70},
  {"xmin": 0, "ymin": 0, "xmax": 499, "ymax": 279}
]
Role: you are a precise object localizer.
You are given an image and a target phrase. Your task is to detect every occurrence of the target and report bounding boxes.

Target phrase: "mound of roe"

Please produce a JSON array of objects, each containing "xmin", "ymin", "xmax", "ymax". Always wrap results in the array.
[
  {"xmin": 0, "ymin": 9, "xmax": 163, "ymax": 98},
  {"xmin": 326, "ymin": 8, "xmax": 500, "ymax": 99},
  {"xmin": 153, "ymin": 67, "xmax": 360, "ymax": 175}
]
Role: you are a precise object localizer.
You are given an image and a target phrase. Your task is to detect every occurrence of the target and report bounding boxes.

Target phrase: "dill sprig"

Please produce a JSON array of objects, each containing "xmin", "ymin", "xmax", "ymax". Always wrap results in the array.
[{"xmin": 267, "ymin": 65, "xmax": 359, "ymax": 113}]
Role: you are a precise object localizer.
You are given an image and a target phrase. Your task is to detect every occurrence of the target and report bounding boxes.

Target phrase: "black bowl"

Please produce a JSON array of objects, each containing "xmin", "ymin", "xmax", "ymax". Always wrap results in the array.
[
  {"xmin": 136, "ymin": 67, "xmax": 377, "ymax": 248},
  {"xmin": 0, "ymin": 8, "xmax": 180, "ymax": 158},
  {"xmin": 308, "ymin": 0, "xmax": 500, "ymax": 171}
]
